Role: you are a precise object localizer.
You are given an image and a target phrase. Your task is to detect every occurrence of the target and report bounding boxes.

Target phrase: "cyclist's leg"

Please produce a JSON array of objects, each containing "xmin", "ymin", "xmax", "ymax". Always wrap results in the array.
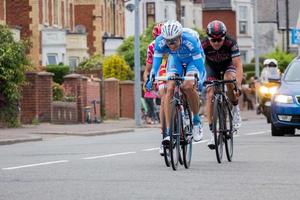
[
  {"xmin": 205, "ymin": 65, "xmax": 221, "ymax": 148},
  {"xmin": 224, "ymin": 65, "xmax": 241, "ymax": 129},
  {"xmin": 181, "ymin": 62, "xmax": 203, "ymax": 141},
  {"xmin": 164, "ymin": 55, "xmax": 183, "ymax": 140}
]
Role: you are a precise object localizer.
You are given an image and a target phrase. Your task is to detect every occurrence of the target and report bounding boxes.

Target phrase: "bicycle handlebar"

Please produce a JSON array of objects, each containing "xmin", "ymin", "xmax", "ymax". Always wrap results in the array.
[
  {"xmin": 155, "ymin": 76, "xmax": 196, "ymax": 81},
  {"xmin": 204, "ymin": 79, "xmax": 237, "ymax": 85}
]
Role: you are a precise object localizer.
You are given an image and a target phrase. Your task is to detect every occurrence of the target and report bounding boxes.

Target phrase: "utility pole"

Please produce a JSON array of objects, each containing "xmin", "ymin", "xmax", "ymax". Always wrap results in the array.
[
  {"xmin": 285, "ymin": 0, "xmax": 290, "ymax": 52},
  {"xmin": 254, "ymin": 0, "xmax": 259, "ymax": 78},
  {"xmin": 176, "ymin": 0, "xmax": 181, "ymax": 22},
  {"xmin": 134, "ymin": 0, "xmax": 141, "ymax": 126}
]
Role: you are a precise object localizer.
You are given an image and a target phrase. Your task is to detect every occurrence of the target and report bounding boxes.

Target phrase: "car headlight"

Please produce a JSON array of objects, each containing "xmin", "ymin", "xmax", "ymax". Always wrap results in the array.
[
  {"xmin": 274, "ymin": 95, "xmax": 293, "ymax": 104},
  {"xmin": 269, "ymin": 87, "xmax": 278, "ymax": 95},
  {"xmin": 259, "ymin": 86, "xmax": 269, "ymax": 94}
]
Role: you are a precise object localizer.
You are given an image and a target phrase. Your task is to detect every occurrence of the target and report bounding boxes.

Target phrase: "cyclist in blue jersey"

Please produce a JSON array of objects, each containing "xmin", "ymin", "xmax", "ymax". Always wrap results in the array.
[{"xmin": 146, "ymin": 20, "xmax": 206, "ymax": 143}]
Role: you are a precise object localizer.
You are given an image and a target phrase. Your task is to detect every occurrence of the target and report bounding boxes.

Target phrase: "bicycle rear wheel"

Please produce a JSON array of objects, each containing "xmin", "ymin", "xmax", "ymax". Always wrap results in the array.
[
  {"xmin": 224, "ymin": 101, "xmax": 233, "ymax": 162},
  {"xmin": 213, "ymin": 98, "xmax": 224, "ymax": 163},
  {"xmin": 169, "ymin": 101, "xmax": 181, "ymax": 170},
  {"xmin": 182, "ymin": 105, "xmax": 193, "ymax": 169}
]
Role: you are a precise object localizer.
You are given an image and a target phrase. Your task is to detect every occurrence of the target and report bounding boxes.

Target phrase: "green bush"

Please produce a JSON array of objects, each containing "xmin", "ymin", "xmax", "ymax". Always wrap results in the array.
[
  {"xmin": 0, "ymin": 25, "xmax": 29, "ymax": 127},
  {"xmin": 52, "ymin": 82, "xmax": 64, "ymax": 101},
  {"xmin": 76, "ymin": 54, "xmax": 103, "ymax": 71},
  {"xmin": 243, "ymin": 63, "xmax": 263, "ymax": 73},
  {"xmin": 103, "ymin": 55, "xmax": 134, "ymax": 80},
  {"xmin": 46, "ymin": 64, "xmax": 70, "ymax": 84}
]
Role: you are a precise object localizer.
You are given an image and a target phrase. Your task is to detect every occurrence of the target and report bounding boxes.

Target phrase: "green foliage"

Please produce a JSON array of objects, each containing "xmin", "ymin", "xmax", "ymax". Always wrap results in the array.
[
  {"xmin": 103, "ymin": 55, "xmax": 134, "ymax": 80},
  {"xmin": 76, "ymin": 54, "xmax": 103, "ymax": 71},
  {"xmin": 243, "ymin": 63, "xmax": 263, "ymax": 73},
  {"xmin": 0, "ymin": 25, "xmax": 28, "ymax": 127},
  {"xmin": 262, "ymin": 48, "xmax": 296, "ymax": 72},
  {"xmin": 52, "ymin": 82, "xmax": 64, "ymax": 101},
  {"xmin": 46, "ymin": 64, "xmax": 70, "ymax": 84},
  {"xmin": 191, "ymin": 27, "xmax": 207, "ymax": 40}
]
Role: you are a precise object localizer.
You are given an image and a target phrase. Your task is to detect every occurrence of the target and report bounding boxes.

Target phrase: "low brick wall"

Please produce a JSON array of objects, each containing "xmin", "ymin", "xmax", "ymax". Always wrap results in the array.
[
  {"xmin": 52, "ymin": 101, "xmax": 77, "ymax": 124},
  {"xmin": 120, "ymin": 81, "xmax": 134, "ymax": 118}
]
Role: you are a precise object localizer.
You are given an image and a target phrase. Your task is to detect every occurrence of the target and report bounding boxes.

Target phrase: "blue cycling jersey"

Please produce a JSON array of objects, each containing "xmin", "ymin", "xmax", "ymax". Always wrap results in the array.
[{"xmin": 152, "ymin": 30, "xmax": 206, "ymax": 78}]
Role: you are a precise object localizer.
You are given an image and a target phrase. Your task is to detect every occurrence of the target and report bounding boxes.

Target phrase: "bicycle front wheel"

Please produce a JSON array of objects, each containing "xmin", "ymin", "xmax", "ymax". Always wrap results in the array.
[
  {"xmin": 169, "ymin": 101, "xmax": 181, "ymax": 171},
  {"xmin": 182, "ymin": 105, "xmax": 193, "ymax": 169},
  {"xmin": 224, "ymin": 100, "xmax": 233, "ymax": 162},
  {"xmin": 213, "ymin": 98, "xmax": 224, "ymax": 163}
]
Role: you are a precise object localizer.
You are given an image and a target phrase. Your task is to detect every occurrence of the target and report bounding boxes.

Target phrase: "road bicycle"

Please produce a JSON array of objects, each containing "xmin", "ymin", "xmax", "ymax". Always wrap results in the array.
[
  {"xmin": 204, "ymin": 77, "xmax": 238, "ymax": 163},
  {"xmin": 156, "ymin": 75, "xmax": 196, "ymax": 170}
]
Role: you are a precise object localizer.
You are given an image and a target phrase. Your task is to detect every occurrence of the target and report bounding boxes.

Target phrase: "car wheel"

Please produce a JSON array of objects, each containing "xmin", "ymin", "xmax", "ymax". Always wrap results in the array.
[
  {"xmin": 286, "ymin": 128, "xmax": 295, "ymax": 135},
  {"xmin": 271, "ymin": 123, "xmax": 284, "ymax": 136}
]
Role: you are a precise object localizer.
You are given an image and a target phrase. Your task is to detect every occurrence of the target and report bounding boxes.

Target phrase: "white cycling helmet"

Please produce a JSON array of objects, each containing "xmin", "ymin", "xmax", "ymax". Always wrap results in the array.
[
  {"xmin": 263, "ymin": 58, "xmax": 278, "ymax": 66},
  {"xmin": 161, "ymin": 20, "xmax": 183, "ymax": 40}
]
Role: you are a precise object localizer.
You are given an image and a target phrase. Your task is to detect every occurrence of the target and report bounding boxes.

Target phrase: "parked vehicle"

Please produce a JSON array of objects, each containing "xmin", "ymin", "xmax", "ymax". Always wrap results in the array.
[{"xmin": 271, "ymin": 56, "xmax": 300, "ymax": 136}]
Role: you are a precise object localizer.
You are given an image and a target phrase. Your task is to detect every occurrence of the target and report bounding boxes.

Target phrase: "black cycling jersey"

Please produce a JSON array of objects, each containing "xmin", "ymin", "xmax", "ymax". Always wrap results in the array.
[{"xmin": 201, "ymin": 35, "xmax": 240, "ymax": 69}]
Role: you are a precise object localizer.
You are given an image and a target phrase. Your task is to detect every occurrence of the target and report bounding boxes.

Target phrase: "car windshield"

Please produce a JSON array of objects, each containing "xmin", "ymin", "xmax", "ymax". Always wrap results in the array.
[{"xmin": 284, "ymin": 61, "xmax": 300, "ymax": 82}]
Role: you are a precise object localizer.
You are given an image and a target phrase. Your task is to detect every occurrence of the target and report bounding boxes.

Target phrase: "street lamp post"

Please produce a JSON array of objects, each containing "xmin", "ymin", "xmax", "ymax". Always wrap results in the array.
[
  {"xmin": 100, "ymin": 32, "xmax": 109, "ymax": 122},
  {"xmin": 134, "ymin": 0, "xmax": 141, "ymax": 126}
]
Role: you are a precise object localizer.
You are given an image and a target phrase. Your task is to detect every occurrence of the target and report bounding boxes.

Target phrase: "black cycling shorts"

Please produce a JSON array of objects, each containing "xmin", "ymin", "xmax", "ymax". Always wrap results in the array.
[{"xmin": 205, "ymin": 64, "xmax": 236, "ymax": 81}]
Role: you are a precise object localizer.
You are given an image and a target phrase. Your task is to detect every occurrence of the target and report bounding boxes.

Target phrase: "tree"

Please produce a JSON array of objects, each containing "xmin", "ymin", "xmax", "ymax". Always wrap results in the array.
[
  {"xmin": 103, "ymin": 55, "xmax": 133, "ymax": 80},
  {"xmin": 0, "ymin": 25, "xmax": 29, "ymax": 127}
]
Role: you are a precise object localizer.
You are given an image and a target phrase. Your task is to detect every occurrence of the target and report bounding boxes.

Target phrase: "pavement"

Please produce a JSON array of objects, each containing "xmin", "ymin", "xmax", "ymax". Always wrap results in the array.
[{"xmin": 0, "ymin": 110, "xmax": 264, "ymax": 145}]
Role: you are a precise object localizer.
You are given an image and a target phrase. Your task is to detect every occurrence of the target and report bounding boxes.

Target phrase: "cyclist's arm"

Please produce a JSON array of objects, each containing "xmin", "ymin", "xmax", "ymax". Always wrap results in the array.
[
  {"xmin": 191, "ymin": 46, "xmax": 206, "ymax": 78},
  {"xmin": 232, "ymin": 56, "xmax": 243, "ymax": 88},
  {"xmin": 143, "ymin": 44, "xmax": 154, "ymax": 82},
  {"xmin": 231, "ymin": 41, "xmax": 243, "ymax": 88}
]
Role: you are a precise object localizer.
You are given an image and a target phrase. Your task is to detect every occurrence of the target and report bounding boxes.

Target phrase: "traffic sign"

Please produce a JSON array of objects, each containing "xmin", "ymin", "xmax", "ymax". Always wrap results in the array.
[{"xmin": 291, "ymin": 28, "xmax": 300, "ymax": 45}]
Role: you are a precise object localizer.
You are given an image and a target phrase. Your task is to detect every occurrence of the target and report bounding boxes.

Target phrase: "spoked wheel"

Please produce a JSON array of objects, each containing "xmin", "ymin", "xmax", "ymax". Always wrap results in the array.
[
  {"xmin": 182, "ymin": 105, "xmax": 193, "ymax": 169},
  {"xmin": 213, "ymin": 99, "xmax": 224, "ymax": 163},
  {"xmin": 169, "ymin": 101, "xmax": 181, "ymax": 170},
  {"xmin": 224, "ymin": 101, "xmax": 233, "ymax": 162},
  {"xmin": 162, "ymin": 115, "xmax": 171, "ymax": 167}
]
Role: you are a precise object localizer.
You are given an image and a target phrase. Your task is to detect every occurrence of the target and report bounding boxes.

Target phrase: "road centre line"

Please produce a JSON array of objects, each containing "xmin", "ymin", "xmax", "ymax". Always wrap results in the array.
[
  {"xmin": 82, "ymin": 151, "xmax": 136, "ymax": 160},
  {"xmin": 2, "ymin": 160, "xmax": 69, "ymax": 170},
  {"xmin": 245, "ymin": 130, "xmax": 270, "ymax": 136}
]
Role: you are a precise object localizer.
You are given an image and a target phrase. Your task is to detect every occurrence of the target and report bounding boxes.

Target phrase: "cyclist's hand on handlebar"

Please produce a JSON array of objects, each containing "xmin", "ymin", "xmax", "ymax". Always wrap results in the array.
[
  {"xmin": 234, "ymin": 86, "xmax": 242, "ymax": 97},
  {"xmin": 145, "ymin": 73, "xmax": 155, "ymax": 91}
]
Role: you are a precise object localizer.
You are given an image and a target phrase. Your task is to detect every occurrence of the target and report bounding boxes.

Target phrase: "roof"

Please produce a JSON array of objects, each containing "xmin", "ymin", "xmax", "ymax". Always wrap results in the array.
[
  {"xmin": 202, "ymin": 0, "xmax": 232, "ymax": 10},
  {"xmin": 277, "ymin": 0, "xmax": 300, "ymax": 29},
  {"xmin": 257, "ymin": 0, "xmax": 277, "ymax": 23}
]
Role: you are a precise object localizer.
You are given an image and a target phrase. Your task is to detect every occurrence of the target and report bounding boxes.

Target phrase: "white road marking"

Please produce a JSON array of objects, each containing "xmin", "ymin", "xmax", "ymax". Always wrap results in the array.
[
  {"xmin": 141, "ymin": 148, "xmax": 159, "ymax": 152},
  {"xmin": 1, "ymin": 130, "xmax": 270, "ymax": 171},
  {"xmin": 82, "ymin": 151, "xmax": 136, "ymax": 160},
  {"xmin": 245, "ymin": 130, "xmax": 270, "ymax": 136},
  {"xmin": 2, "ymin": 160, "xmax": 69, "ymax": 170}
]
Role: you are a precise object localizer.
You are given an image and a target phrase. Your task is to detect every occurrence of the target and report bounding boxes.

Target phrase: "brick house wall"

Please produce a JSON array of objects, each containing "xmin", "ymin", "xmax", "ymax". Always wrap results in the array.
[
  {"xmin": 74, "ymin": 4, "xmax": 95, "ymax": 55},
  {"xmin": 86, "ymin": 81, "xmax": 101, "ymax": 121},
  {"xmin": 0, "ymin": 0, "xmax": 5, "ymax": 24},
  {"xmin": 6, "ymin": 0, "xmax": 31, "ymax": 39},
  {"xmin": 37, "ymin": 72, "xmax": 53, "ymax": 122},
  {"xmin": 203, "ymin": 10, "xmax": 237, "ymax": 39}
]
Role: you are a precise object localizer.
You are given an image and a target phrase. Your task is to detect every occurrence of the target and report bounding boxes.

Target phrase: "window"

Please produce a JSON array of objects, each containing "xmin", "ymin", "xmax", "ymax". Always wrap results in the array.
[
  {"xmin": 47, "ymin": 54, "xmax": 58, "ymax": 65},
  {"xmin": 240, "ymin": 50, "xmax": 247, "ymax": 63},
  {"xmin": 164, "ymin": 7, "xmax": 169, "ymax": 19},
  {"xmin": 146, "ymin": 2, "xmax": 155, "ymax": 27},
  {"xmin": 181, "ymin": 6, "xmax": 185, "ymax": 17},
  {"xmin": 238, "ymin": 6, "xmax": 248, "ymax": 34},
  {"xmin": 69, "ymin": 57, "xmax": 79, "ymax": 70}
]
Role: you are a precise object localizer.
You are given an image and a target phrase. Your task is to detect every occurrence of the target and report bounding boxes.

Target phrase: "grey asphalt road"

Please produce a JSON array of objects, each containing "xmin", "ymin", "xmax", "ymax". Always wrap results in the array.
[{"xmin": 0, "ymin": 119, "xmax": 300, "ymax": 200}]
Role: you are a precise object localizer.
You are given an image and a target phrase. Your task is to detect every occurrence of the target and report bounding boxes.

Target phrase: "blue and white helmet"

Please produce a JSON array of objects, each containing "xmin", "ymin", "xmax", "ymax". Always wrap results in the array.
[{"xmin": 161, "ymin": 20, "xmax": 183, "ymax": 39}]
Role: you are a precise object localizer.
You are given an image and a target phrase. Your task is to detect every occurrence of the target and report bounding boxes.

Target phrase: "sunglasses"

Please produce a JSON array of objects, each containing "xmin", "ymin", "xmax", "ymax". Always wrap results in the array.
[
  {"xmin": 267, "ymin": 64, "xmax": 277, "ymax": 67},
  {"xmin": 165, "ymin": 37, "xmax": 180, "ymax": 45},
  {"xmin": 209, "ymin": 37, "xmax": 224, "ymax": 43}
]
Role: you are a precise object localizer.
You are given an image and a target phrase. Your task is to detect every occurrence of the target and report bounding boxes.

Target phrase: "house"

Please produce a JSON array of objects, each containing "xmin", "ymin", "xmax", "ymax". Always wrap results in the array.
[
  {"xmin": 277, "ymin": 0, "xmax": 300, "ymax": 53},
  {"xmin": 74, "ymin": 0, "xmax": 125, "ymax": 56},
  {"xmin": 125, "ymin": 0, "xmax": 203, "ymax": 38},
  {"xmin": 234, "ymin": 0, "xmax": 254, "ymax": 64},
  {"xmin": 3, "ymin": 0, "xmax": 85, "ymax": 67}
]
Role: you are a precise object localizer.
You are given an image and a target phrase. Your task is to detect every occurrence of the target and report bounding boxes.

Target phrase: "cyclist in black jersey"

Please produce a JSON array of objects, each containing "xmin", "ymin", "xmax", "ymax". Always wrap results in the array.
[{"xmin": 201, "ymin": 20, "xmax": 243, "ymax": 149}]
